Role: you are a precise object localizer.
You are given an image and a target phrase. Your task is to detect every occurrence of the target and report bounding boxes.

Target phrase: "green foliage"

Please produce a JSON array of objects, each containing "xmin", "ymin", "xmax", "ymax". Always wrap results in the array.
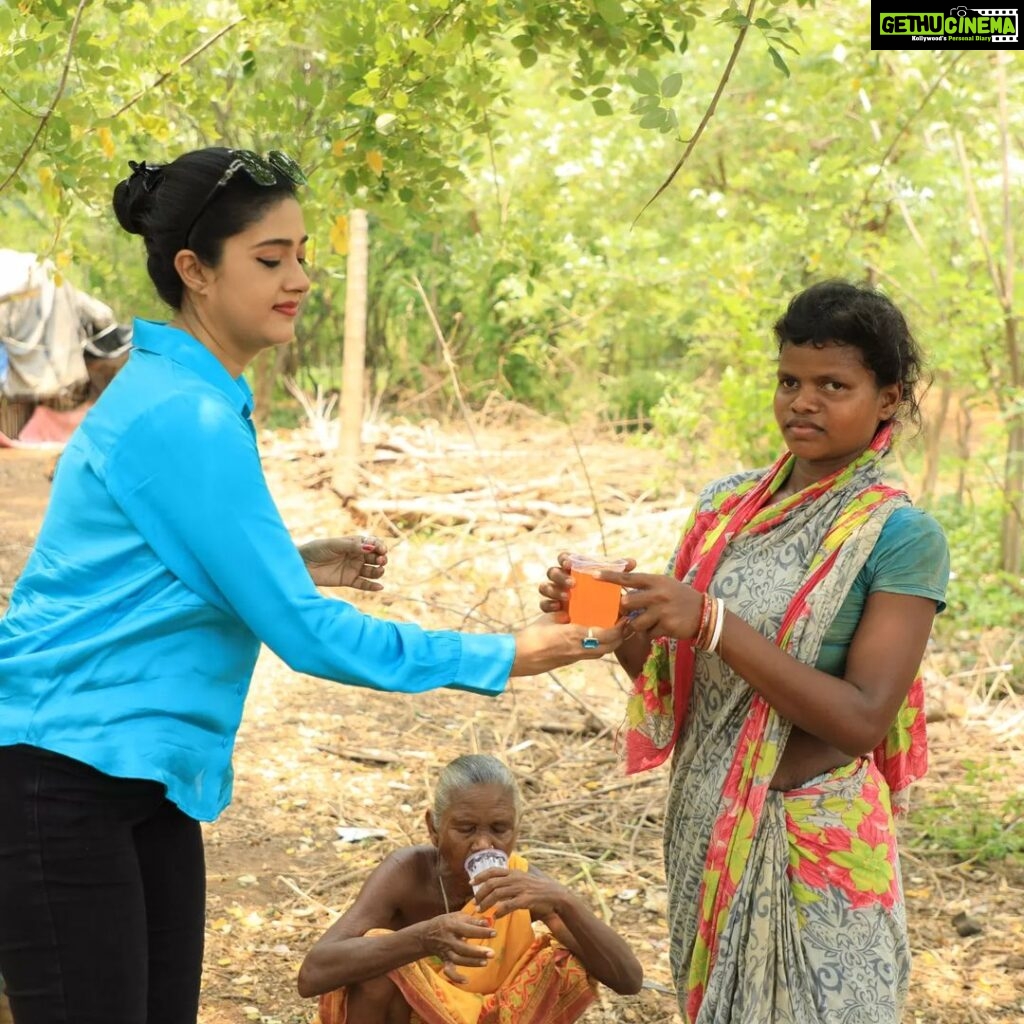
[
  {"xmin": 910, "ymin": 760, "xmax": 1024, "ymax": 865},
  {"xmin": 2, "ymin": 0, "xmax": 1021, "ymax": 571},
  {"xmin": 932, "ymin": 488, "xmax": 1024, "ymax": 637}
]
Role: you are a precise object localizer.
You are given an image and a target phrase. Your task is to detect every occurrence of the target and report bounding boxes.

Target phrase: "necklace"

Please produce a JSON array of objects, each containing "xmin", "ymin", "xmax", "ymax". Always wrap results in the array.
[{"xmin": 437, "ymin": 858, "xmax": 451, "ymax": 914}]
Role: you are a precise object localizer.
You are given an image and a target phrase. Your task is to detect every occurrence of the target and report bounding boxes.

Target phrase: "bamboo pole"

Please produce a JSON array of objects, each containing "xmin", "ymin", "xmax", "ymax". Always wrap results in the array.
[{"xmin": 332, "ymin": 209, "xmax": 369, "ymax": 501}]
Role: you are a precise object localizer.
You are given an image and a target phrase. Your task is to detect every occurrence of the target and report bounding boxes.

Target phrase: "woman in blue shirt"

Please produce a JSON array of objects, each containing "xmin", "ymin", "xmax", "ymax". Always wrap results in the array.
[{"xmin": 0, "ymin": 148, "xmax": 621, "ymax": 1024}]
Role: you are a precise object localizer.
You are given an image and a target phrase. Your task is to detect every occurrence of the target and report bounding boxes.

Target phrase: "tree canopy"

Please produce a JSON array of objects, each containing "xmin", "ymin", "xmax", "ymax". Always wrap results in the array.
[{"xmin": 2, "ymin": 0, "xmax": 1022, "ymax": 584}]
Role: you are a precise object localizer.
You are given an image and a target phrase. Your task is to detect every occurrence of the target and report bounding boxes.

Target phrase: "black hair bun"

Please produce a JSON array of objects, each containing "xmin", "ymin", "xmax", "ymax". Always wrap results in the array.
[{"xmin": 112, "ymin": 160, "xmax": 164, "ymax": 236}]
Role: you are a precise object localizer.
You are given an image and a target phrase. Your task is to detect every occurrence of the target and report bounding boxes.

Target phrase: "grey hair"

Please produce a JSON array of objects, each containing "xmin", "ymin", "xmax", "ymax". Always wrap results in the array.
[{"xmin": 432, "ymin": 754, "xmax": 521, "ymax": 820}]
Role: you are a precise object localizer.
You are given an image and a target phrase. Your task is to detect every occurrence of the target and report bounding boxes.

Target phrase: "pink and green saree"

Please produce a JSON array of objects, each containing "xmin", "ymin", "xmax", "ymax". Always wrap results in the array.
[{"xmin": 626, "ymin": 428, "xmax": 928, "ymax": 1023}]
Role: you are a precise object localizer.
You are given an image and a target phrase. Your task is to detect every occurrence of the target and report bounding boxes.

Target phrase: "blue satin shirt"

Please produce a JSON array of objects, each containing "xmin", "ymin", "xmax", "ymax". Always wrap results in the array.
[{"xmin": 0, "ymin": 320, "xmax": 514, "ymax": 820}]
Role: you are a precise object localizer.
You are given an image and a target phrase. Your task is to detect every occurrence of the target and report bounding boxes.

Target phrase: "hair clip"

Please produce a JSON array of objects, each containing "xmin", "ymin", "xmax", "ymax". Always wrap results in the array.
[{"xmin": 127, "ymin": 159, "xmax": 164, "ymax": 193}]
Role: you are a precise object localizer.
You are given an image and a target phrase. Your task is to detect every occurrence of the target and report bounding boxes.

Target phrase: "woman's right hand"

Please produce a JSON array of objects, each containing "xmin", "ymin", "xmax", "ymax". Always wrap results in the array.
[
  {"xmin": 510, "ymin": 614, "xmax": 622, "ymax": 677},
  {"xmin": 419, "ymin": 912, "xmax": 495, "ymax": 984}
]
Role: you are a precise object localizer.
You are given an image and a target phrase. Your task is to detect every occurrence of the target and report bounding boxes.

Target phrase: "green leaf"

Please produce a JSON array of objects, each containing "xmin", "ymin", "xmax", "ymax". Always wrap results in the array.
[
  {"xmin": 630, "ymin": 67, "xmax": 660, "ymax": 95},
  {"xmin": 767, "ymin": 45, "xmax": 790, "ymax": 77},
  {"xmin": 519, "ymin": 48, "xmax": 538, "ymax": 68},
  {"xmin": 595, "ymin": 0, "xmax": 627, "ymax": 25},
  {"xmin": 661, "ymin": 72, "xmax": 682, "ymax": 98},
  {"xmin": 592, "ymin": 98, "xmax": 613, "ymax": 116},
  {"xmin": 511, "ymin": 34, "xmax": 533, "ymax": 49},
  {"xmin": 639, "ymin": 108, "xmax": 667, "ymax": 130},
  {"xmin": 630, "ymin": 94, "xmax": 660, "ymax": 113}
]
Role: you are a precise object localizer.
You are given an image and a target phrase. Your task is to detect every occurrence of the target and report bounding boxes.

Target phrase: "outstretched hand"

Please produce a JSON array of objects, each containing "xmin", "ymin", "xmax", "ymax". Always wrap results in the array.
[
  {"xmin": 299, "ymin": 536, "xmax": 388, "ymax": 590},
  {"xmin": 510, "ymin": 614, "xmax": 623, "ymax": 677}
]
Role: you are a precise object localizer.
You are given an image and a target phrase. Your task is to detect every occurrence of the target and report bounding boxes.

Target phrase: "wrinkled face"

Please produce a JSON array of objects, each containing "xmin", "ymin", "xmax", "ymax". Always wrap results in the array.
[
  {"xmin": 427, "ymin": 783, "xmax": 518, "ymax": 884},
  {"xmin": 773, "ymin": 341, "xmax": 900, "ymax": 475},
  {"xmin": 196, "ymin": 195, "xmax": 309, "ymax": 360}
]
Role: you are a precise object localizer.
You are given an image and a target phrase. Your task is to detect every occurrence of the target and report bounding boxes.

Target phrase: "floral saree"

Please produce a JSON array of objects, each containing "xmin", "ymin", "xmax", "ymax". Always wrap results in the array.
[{"xmin": 626, "ymin": 429, "xmax": 928, "ymax": 1023}]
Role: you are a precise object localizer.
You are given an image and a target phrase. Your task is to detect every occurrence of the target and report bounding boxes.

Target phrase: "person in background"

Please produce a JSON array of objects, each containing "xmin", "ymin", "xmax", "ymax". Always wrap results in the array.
[
  {"xmin": 542, "ymin": 280, "xmax": 949, "ymax": 1023},
  {"xmin": 299, "ymin": 753, "xmax": 643, "ymax": 1023},
  {"xmin": 0, "ymin": 148, "xmax": 620, "ymax": 1024}
]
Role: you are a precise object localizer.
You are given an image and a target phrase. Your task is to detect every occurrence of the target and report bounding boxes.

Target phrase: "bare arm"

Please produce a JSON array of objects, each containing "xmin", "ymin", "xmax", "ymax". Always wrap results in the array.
[
  {"xmin": 473, "ymin": 865, "xmax": 643, "ymax": 994},
  {"xmin": 297, "ymin": 851, "xmax": 496, "ymax": 998},
  {"xmin": 611, "ymin": 571, "xmax": 938, "ymax": 756}
]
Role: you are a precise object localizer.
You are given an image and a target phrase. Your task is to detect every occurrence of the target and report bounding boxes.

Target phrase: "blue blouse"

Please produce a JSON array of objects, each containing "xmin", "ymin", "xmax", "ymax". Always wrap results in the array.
[{"xmin": 0, "ymin": 320, "xmax": 515, "ymax": 820}]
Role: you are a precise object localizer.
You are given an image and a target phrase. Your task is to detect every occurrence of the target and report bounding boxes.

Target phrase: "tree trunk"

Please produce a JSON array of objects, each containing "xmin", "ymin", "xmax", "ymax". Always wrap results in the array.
[
  {"xmin": 332, "ymin": 209, "xmax": 369, "ymax": 501},
  {"xmin": 919, "ymin": 379, "xmax": 951, "ymax": 503},
  {"xmin": 1002, "ymin": 416, "xmax": 1024, "ymax": 574}
]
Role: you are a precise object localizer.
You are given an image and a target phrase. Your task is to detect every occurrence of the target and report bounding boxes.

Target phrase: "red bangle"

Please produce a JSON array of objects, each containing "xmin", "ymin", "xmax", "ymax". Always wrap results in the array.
[{"xmin": 692, "ymin": 592, "xmax": 712, "ymax": 649}]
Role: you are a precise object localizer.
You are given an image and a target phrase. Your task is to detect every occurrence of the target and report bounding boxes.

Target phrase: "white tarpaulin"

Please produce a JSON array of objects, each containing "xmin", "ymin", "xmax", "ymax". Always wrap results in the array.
[{"xmin": 0, "ymin": 249, "xmax": 123, "ymax": 400}]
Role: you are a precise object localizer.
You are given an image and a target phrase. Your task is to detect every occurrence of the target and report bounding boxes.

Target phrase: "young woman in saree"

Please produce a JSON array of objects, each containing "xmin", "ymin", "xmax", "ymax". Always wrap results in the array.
[
  {"xmin": 540, "ymin": 280, "xmax": 949, "ymax": 1023},
  {"xmin": 299, "ymin": 754, "xmax": 642, "ymax": 1023}
]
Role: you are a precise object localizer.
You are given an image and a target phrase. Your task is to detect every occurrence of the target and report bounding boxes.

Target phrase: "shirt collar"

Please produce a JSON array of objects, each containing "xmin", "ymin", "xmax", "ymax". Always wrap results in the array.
[{"xmin": 131, "ymin": 319, "xmax": 254, "ymax": 417}]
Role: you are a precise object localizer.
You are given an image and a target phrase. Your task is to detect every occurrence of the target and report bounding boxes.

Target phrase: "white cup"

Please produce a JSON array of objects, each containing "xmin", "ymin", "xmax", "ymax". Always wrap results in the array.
[{"xmin": 464, "ymin": 848, "xmax": 509, "ymax": 895}]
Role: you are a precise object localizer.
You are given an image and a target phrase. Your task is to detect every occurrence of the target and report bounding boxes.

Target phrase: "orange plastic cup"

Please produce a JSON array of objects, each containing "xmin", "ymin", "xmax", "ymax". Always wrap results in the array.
[{"xmin": 566, "ymin": 555, "xmax": 629, "ymax": 628}]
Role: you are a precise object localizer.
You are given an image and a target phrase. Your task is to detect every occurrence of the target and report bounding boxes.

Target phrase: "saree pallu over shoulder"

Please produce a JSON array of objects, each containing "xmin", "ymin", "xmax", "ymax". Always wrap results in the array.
[{"xmin": 623, "ymin": 426, "xmax": 928, "ymax": 1023}]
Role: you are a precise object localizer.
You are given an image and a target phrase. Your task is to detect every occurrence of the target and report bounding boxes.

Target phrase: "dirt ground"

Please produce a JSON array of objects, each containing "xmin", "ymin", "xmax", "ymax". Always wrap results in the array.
[{"xmin": 1, "ymin": 421, "xmax": 1022, "ymax": 1024}]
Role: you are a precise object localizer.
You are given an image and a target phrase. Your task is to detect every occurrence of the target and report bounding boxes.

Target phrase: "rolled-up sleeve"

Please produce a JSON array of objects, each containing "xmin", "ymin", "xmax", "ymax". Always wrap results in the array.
[{"xmin": 104, "ymin": 392, "xmax": 514, "ymax": 696}]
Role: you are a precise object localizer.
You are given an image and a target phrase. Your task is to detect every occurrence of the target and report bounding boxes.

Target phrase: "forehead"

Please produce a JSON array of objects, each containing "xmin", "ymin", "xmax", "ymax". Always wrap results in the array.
[
  {"xmin": 229, "ymin": 195, "xmax": 306, "ymax": 246},
  {"xmin": 442, "ymin": 782, "xmax": 517, "ymax": 821},
  {"xmin": 778, "ymin": 340, "xmax": 869, "ymax": 375}
]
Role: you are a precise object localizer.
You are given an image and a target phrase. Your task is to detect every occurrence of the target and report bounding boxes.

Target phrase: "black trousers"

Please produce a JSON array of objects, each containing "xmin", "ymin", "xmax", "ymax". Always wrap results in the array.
[{"xmin": 0, "ymin": 744, "xmax": 205, "ymax": 1024}]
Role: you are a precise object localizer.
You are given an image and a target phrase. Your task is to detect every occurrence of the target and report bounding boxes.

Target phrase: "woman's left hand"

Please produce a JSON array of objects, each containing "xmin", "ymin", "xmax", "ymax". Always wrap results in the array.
[
  {"xmin": 598, "ymin": 570, "xmax": 703, "ymax": 641},
  {"xmin": 299, "ymin": 536, "xmax": 388, "ymax": 590}
]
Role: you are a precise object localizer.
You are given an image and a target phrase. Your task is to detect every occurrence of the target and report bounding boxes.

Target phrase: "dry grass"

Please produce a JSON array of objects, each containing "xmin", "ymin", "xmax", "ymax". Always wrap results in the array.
[{"xmin": 1, "ymin": 409, "xmax": 1021, "ymax": 1024}]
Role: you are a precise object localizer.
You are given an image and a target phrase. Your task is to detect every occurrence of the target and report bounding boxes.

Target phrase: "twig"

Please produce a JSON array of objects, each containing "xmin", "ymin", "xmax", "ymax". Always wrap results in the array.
[
  {"xmin": 847, "ymin": 53, "xmax": 966, "ymax": 236},
  {"xmin": 633, "ymin": 0, "xmax": 756, "ymax": 225},
  {"xmin": 411, "ymin": 276, "xmax": 527, "ymax": 619},
  {"xmin": 0, "ymin": 0, "xmax": 88, "ymax": 197},
  {"xmin": 108, "ymin": 17, "xmax": 246, "ymax": 119},
  {"xmin": 276, "ymin": 874, "xmax": 341, "ymax": 917}
]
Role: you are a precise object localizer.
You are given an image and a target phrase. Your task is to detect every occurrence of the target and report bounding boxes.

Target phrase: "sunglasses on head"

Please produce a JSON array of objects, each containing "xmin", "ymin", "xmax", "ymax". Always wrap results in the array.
[{"xmin": 184, "ymin": 149, "xmax": 307, "ymax": 247}]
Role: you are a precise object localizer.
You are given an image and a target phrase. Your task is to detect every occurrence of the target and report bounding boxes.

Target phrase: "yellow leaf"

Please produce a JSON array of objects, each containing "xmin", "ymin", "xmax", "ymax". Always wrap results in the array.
[
  {"xmin": 366, "ymin": 150, "xmax": 384, "ymax": 176},
  {"xmin": 331, "ymin": 139, "xmax": 347, "ymax": 157},
  {"xmin": 37, "ymin": 167, "xmax": 53, "ymax": 186},
  {"xmin": 330, "ymin": 215, "xmax": 349, "ymax": 256},
  {"xmin": 99, "ymin": 126, "xmax": 115, "ymax": 159},
  {"xmin": 393, "ymin": 91, "xmax": 409, "ymax": 110}
]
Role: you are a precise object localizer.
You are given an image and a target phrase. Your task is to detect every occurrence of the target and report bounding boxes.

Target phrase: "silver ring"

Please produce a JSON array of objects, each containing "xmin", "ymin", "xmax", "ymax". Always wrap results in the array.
[{"xmin": 581, "ymin": 627, "xmax": 599, "ymax": 650}]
